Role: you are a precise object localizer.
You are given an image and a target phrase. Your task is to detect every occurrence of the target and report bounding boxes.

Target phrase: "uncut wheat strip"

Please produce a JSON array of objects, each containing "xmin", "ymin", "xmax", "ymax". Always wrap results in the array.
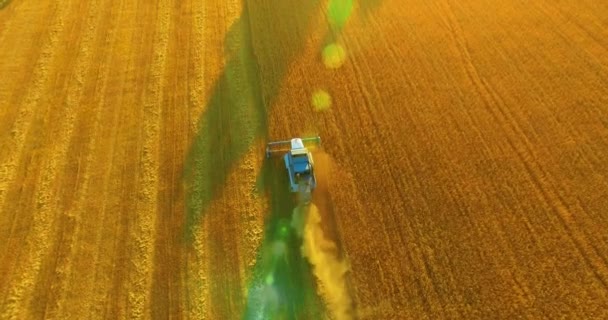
[
  {"xmin": 435, "ymin": 0, "xmax": 568, "ymax": 277},
  {"xmin": 425, "ymin": 0, "xmax": 556, "ymax": 308},
  {"xmin": 323, "ymin": 53, "xmax": 421, "ymax": 316},
  {"xmin": 339, "ymin": 12, "xmax": 462, "ymax": 319},
  {"xmin": 338, "ymin": 1, "xmax": 508, "ymax": 316},
  {"xmin": 533, "ymin": 0, "xmax": 608, "ymax": 74},
  {"xmin": 444, "ymin": 0, "xmax": 608, "ymax": 293},
  {"xmin": 452, "ymin": 0, "xmax": 608, "ymax": 253},
  {"xmin": 307, "ymin": 11, "xmax": 422, "ymax": 317}
]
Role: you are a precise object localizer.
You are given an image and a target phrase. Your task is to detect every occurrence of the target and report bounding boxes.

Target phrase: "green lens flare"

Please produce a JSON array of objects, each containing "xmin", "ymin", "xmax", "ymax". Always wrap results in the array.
[
  {"xmin": 327, "ymin": 0, "xmax": 354, "ymax": 30},
  {"xmin": 312, "ymin": 90, "xmax": 332, "ymax": 112},
  {"xmin": 322, "ymin": 43, "xmax": 346, "ymax": 69},
  {"xmin": 265, "ymin": 274, "xmax": 274, "ymax": 285}
]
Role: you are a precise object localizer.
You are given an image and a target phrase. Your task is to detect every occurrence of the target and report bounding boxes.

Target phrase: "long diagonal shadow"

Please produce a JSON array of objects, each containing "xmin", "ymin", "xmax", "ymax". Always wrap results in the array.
[
  {"xmin": 0, "ymin": 0, "xmax": 12, "ymax": 10},
  {"xmin": 182, "ymin": 0, "xmax": 321, "ymax": 241},
  {"xmin": 180, "ymin": 0, "xmax": 390, "ymax": 317},
  {"xmin": 180, "ymin": 0, "xmax": 323, "ymax": 316}
]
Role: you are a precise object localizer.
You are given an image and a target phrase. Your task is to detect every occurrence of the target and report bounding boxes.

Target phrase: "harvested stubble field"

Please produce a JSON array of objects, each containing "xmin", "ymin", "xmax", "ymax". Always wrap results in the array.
[{"xmin": 1, "ymin": 0, "xmax": 608, "ymax": 319}]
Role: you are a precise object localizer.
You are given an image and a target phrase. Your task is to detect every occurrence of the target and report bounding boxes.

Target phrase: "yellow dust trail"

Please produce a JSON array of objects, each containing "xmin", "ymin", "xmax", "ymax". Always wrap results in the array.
[{"xmin": 301, "ymin": 204, "xmax": 353, "ymax": 320}]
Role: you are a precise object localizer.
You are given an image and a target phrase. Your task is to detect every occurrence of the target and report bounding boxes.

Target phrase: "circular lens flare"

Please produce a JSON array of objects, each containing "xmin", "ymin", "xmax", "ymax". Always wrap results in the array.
[
  {"xmin": 322, "ymin": 43, "xmax": 346, "ymax": 69},
  {"xmin": 312, "ymin": 90, "xmax": 332, "ymax": 112}
]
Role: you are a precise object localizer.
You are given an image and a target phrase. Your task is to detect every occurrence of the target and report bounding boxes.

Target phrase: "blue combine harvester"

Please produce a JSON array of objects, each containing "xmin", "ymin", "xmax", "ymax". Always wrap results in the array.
[{"xmin": 266, "ymin": 136, "xmax": 321, "ymax": 204}]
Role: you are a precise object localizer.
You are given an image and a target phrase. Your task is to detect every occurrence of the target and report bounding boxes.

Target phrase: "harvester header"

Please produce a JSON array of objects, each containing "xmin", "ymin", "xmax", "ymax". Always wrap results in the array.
[{"xmin": 265, "ymin": 136, "xmax": 321, "ymax": 204}]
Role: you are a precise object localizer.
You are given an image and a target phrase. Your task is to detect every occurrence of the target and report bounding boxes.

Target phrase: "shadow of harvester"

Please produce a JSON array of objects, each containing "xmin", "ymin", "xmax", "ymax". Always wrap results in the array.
[
  {"xmin": 0, "ymin": 0, "xmax": 12, "ymax": 10},
  {"xmin": 178, "ymin": 0, "xmax": 388, "ymax": 317},
  {"xmin": 179, "ymin": 0, "xmax": 323, "ymax": 317},
  {"xmin": 182, "ymin": 0, "xmax": 321, "ymax": 241}
]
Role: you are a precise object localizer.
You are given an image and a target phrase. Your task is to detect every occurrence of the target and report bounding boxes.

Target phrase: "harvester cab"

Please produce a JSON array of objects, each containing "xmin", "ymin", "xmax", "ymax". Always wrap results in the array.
[{"xmin": 266, "ymin": 136, "xmax": 321, "ymax": 203}]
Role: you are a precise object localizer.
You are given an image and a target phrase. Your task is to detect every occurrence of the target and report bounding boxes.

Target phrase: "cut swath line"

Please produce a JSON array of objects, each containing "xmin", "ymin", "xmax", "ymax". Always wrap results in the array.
[
  {"xmin": 127, "ymin": 0, "xmax": 172, "ymax": 317},
  {"xmin": 0, "ymin": 3, "xmax": 73, "ymax": 318}
]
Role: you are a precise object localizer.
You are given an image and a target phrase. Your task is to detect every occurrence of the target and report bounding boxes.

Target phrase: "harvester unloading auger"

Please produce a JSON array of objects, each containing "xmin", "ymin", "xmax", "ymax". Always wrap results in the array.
[{"xmin": 266, "ymin": 136, "xmax": 321, "ymax": 205}]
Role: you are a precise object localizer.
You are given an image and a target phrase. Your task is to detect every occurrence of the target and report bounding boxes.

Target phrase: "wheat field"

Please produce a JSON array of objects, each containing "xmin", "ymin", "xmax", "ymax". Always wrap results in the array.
[{"xmin": 1, "ymin": 0, "xmax": 607, "ymax": 318}]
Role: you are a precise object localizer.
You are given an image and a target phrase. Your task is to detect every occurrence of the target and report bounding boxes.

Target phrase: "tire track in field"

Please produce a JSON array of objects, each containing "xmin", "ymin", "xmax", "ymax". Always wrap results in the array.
[
  {"xmin": 538, "ymin": 1, "xmax": 608, "ymax": 60},
  {"xmin": 426, "ymin": 0, "xmax": 601, "ymax": 314},
  {"xmin": 0, "ymin": 1, "xmax": 76, "ymax": 318},
  {"xmin": 325, "ymin": 2, "xmax": 494, "ymax": 316},
  {"xmin": 433, "ymin": 0, "xmax": 562, "ymax": 279},
  {"xmin": 478, "ymin": 82, "xmax": 608, "ymax": 303},
  {"xmin": 0, "ymin": 8, "xmax": 12, "ymax": 48},
  {"xmin": 150, "ymin": 0, "xmax": 190, "ymax": 317},
  {"xmin": 128, "ymin": 0, "xmax": 172, "ymax": 317},
  {"xmin": 333, "ymin": 3, "xmax": 521, "ymax": 316}
]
